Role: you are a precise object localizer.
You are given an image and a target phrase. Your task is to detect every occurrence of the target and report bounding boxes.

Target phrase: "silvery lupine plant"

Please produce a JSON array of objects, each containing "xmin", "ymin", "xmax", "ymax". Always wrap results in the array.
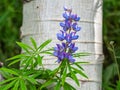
[
  {"xmin": 53, "ymin": 7, "xmax": 81, "ymax": 63},
  {"xmin": 43, "ymin": 7, "xmax": 88, "ymax": 90}
]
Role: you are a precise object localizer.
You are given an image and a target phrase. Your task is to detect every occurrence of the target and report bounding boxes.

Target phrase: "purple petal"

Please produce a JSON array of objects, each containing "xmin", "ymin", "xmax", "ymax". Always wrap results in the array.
[
  {"xmin": 75, "ymin": 17, "xmax": 80, "ymax": 21},
  {"xmin": 53, "ymin": 51, "xmax": 58, "ymax": 56},
  {"xmin": 57, "ymin": 59, "xmax": 61, "ymax": 63},
  {"xmin": 75, "ymin": 27, "xmax": 81, "ymax": 31},
  {"xmin": 54, "ymin": 47, "xmax": 58, "ymax": 51},
  {"xmin": 72, "ymin": 47, "xmax": 78, "ymax": 52},
  {"xmin": 60, "ymin": 22, "xmax": 65, "ymax": 27},
  {"xmin": 63, "ymin": 27, "xmax": 67, "ymax": 31},
  {"xmin": 68, "ymin": 55, "xmax": 75, "ymax": 63},
  {"xmin": 72, "ymin": 35, "xmax": 79, "ymax": 40},
  {"xmin": 57, "ymin": 33, "xmax": 64, "ymax": 41},
  {"xmin": 62, "ymin": 43, "xmax": 66, "ymax": 48},
  {"xmin": 63, "ymin": 12, "xmax": 69, "ymax": 19},
  {"xmin": 63, "ymin": 6, "xmax": 67, "ymax": 11}
]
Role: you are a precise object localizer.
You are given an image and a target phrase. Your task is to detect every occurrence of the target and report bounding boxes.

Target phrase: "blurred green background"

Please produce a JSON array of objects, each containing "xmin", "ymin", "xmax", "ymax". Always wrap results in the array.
[
  {"xmin": 0, "ymin": 0, "xmax": 120, "ymax": 89},
  {"xmin": 0, "ymin": 0, "xmax": 22, "ymax": 67}
]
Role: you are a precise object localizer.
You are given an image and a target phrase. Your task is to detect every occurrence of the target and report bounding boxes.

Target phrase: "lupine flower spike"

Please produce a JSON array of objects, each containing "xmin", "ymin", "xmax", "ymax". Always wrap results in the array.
[{"xmin": 54, "ymin": 7, "xmax": 81, "ymax": 63}]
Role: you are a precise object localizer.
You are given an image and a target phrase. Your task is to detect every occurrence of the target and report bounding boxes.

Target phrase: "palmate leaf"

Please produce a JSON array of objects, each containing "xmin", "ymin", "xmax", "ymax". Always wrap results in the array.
[{"xmin": 38, "ymin": 39, "xmax": 52, "ymax": 51}]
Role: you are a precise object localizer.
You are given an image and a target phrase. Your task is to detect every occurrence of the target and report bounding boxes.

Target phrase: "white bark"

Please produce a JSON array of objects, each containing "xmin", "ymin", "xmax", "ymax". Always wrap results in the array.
[{"xmin": 21, "ymin": 0, "xmax": 103, "ymax": 90}]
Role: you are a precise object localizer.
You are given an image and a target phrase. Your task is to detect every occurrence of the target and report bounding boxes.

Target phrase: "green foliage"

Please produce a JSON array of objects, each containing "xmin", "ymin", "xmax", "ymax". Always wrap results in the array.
[
  {"xmin": 0, "ymin": 0, "xmax": 22, "ymax": 68},
  {"xmin": 103, "ymin": 0, "xmax": 120, "ymax": 89},
  {"xmin": 103, "ymin": 42, "xmax": 120, "ymax": 90},
  {"xmin": 0, "ymin": 38, "xmax": 88, "ymax": 90}
]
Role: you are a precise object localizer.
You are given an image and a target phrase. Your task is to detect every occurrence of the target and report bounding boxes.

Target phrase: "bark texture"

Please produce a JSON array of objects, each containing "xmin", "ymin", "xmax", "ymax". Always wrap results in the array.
[{"xmin": 21, "ymin": 0, "xmax": 103, "ymax": 90}]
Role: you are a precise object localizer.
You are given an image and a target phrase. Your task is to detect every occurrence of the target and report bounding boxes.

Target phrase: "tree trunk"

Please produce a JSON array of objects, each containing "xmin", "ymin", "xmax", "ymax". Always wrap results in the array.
[{"xmin": 21, "ymin": 0, "xmax": 103, "ymax": 90}]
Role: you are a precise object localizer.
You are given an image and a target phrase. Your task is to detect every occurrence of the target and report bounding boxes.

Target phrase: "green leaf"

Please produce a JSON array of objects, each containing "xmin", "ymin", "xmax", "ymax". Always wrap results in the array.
[
  {"xmin": 67, "ymin": 60, "xmax": 79, "ymax": 86},
  {"xmin": 40, "ymin": 79, "xmax": 54, "ymax": 89},
  {"xmin": 38, "ymin": 39, "xmax": 52, "ymax": 51},
  {"xmin": 0, "ymin": 77, "xmax": 16, "ymax": 85},
  {"xmin": 8, "ymin": 59, "xmax": 21, "ymax": 66},
  {"xmin": 73, "ymin": 62, "xmax": 89, "ymax": 64},
  {"xmin": 20, "ymin": 79, "xmax": 27, "ymax": 90},
  {"xmin": 12, "ymin": 80, "xmax": 19, "ymax": 90},
  {"xmin": 49, "ymin": 68, "xmax": 59, "ymax": 76},
  {"xmin": 22, "ymin": 56, "xmax": 34, "ymax": 69},
  {"xmin": 71, "ymin": 67, "xmax": 88, "ymax": 78},
  {"xmin": 24, "ymin": 76, "xmax": 37, "ymax": 84},
  {"xmin": 6, "ymin": 54, "xmax": 24, "ymax": 61},
  {"xmin": 64, "ymin": 82, "xmax": 76, "ymax": 90},
  {"xmin": 28, "ymin": 82, "xmax": 37, "ymax": 90},
  {"xmin": 16, "ymin": 42, "xmax": 34, "ymax": 53},
  {"xmin": 40, "ymin": 48, "xmax": 54, "ymax": 55},
  {"xmin": 37, "ymin": 55, "xmax": 43, "ymax": 66},
  {"xmin": 0, "ymin": 70, "xmax": 11, "ymax": 79},
  {"xmin": 62, "ymin": 66, "xmax": 67, "ymax": 86},
  {"xmin": 71, "ymin": 70, "xmax": 80, "ymax": 86},
  {"xmin": 0, "ymin": 68, "xmax": 19, "ymax": 76},
  {"xmin": 73, "ymin": 52, "xmax": 90, "ymax": 58},
  {"xmin": 30, "ymin": 37, "xmax": 37, "ymax": 50},
  {"xmin": 2, "ymin": 79, "xmax": 17, "ymax": 90},
  {"xmin": 54, "ymin": 81, "xmax": 61, "ymax": 90},
  {"xmin": 74, "ymin": 63, "xmax": 84, "ymax": 70}
]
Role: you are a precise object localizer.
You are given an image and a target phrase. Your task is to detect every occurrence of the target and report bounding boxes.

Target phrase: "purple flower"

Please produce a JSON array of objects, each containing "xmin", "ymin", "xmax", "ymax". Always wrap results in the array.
[
  {"xmin": 60, "ymin": 20, "xmax": 71, "ymax": 31},
  {"xmin": 72, "ymin": 23, "xmax": 81, "ymax": 31},
  {"xmin": 65, "ymin": 32, "xmax": 79, "ymax": 43},
  {"xmin": 68, "ymin": 55, "xmax": 75, "ymax": 62},
  {"xmin": 63, "ymin": 12, "xmax": 70, "ymax": 20},
  {"xmin": 57, "ymin": 30, "xmax": 65, "ymax": 41},
  {"xmin": 71, "ymin": 14, "xmax": 80, "ymax": 21},
  {"xmin": 54, "ymin": 7, "xmax": 81, "ymax": 63},
  {"xmin": 69, "ymin": 43, "xmax": 78, "ymax": 53}
]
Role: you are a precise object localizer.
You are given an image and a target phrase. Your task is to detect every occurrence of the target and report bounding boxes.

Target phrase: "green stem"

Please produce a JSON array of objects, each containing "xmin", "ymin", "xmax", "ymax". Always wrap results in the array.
[{"xmin": 42, "ymin": 60, "xmax": 65, "ymax": 84}]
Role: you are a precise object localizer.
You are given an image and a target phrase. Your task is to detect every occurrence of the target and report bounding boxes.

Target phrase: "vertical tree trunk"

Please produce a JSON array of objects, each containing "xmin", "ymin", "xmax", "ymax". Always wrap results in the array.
[{"xmin": 21, "ymin": 0, "xmax": 103, "ymax": 90}]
